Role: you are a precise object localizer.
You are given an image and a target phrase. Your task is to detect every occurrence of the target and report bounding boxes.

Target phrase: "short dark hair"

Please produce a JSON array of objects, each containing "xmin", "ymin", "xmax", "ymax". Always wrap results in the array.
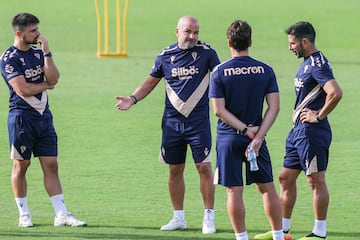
[
  {"xmin": 226, "ymin": 20, "xmax": 251, "ymax": 52},
  {"xmin": 285, "ymin": 21, "xmax": 316, "ymax": 43},
  {"xmin": 12, "ymin": 12, "xmax": 39, "ymax": 32}
]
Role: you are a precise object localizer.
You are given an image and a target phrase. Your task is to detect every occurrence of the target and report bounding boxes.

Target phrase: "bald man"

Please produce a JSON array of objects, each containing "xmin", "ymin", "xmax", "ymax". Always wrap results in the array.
[{"xmin": 115, "ymin": 16, "xmax": 220, "ymax": 234}]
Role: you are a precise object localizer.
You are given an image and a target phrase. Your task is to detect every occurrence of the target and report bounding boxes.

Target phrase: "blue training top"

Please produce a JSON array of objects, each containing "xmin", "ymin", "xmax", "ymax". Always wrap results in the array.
[
  {"xmin": 293, "ymin": 51, "xmax": 335, "ymax": 128},
  {"xmin": 150, "ymin": 41, "xmax": 220, "ymax": 121},
  {"xmin": 0, "ymin": 45, "xmax": 51, "ymax": 117},
  {"xmin": 209, "ymin": 56, "xmax": 279, "ymax": 135}
]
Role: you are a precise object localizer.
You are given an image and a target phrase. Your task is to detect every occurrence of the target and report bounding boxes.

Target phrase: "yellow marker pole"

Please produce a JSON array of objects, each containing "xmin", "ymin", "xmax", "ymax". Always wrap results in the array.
[
  {"xmin": 94, "ymin": 0, "xmax": 102, "ymax": 57},
  {"xmin": 95, "ymin": 0, "xmax": 129, "ymax": 58},
  {"xmin": 104, "ymin": 0, "xmax": 109, "ymax": 54}
]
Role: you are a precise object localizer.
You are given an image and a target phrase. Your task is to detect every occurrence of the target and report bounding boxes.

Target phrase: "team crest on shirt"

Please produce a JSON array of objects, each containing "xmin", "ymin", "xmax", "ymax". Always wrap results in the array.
[
  {"xmin": 34, "ymin": 53, "xmax": 41, "ymax": 60},
  {"xmin": 191, "ymin": 51, "xmax": 197, "ymax": 60}
]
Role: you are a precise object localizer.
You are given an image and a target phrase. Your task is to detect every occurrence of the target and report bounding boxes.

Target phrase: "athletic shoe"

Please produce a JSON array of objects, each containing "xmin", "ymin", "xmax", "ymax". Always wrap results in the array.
[
  {"xmin": 254, "ymin": 230, "xmax": 292, "ymax": 240},
  {"xmin": 202, "ymin": 217, "xmax": 216, "ymax": 234},
  {"xmin": 297, "ymin": 232, "xmax": 326, "ymax": 239},
  {"xmin": 160, "ymin": 217, "xmax": 187, "ymax": 231},
  {"xmin": 19, "ymin": 213, "xmax": 33, "ymax": 227},
  {"xmin": 54, "ymin": 213, "xmax": 87, "ymax": 227}
]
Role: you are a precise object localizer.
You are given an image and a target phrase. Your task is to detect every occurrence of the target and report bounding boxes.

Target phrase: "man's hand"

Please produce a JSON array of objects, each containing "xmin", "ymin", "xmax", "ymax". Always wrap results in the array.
[
  {"xmin": 115, "ymin": 96, "xmax": 134, "ymax": 111},
  {"xmin": 300, "ymin": 108, "xmax": 319, "ymax": 123},
  {"xmin": 37, "ymin": 35, "xmax": 50, "ymax": 54}
]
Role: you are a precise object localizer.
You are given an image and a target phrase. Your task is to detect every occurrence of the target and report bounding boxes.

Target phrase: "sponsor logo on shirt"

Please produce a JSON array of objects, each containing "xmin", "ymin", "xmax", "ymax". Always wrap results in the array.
[
  {"xmin": 24, "ymin": 65, "xmax": 43, "ymax": 81},
  {"xmin": 223, "ymin": 66, "xmax": 265, "ymax": 76},
  {"xmin": 294, "ymin": 77, "xmax": 303, "ymax": 91},
  {"xmin": 171, "ymin": 65, "xmax": 199, "ymax": 80}
]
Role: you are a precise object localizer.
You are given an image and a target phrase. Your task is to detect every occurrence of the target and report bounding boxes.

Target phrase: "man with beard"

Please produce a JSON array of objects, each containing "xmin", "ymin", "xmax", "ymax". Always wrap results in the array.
[
  {"xmin": 0, "ymin": 12, "xmax": 87, "ymax": 228},
  {"xmin": 115, "ymin": 16, "xmax": 220, "ymax": 234},
  {"xmin": 265, "ymin": 21, "xmax": 341, "ymax": 240}
]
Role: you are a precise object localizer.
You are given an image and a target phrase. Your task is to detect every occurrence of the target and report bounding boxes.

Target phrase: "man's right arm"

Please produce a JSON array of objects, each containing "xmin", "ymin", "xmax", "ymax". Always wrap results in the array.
[
  {"xmin": 115, "ymin": 76, "xmax": 161, "ymax": 110},
  {"xmin": 8, "ymin": 75, "xmax": 54, "ymax": 97}
]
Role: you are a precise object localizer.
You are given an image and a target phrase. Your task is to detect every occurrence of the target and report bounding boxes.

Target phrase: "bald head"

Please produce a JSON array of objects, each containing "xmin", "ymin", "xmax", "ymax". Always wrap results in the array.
[
  {"xmin": 176, "ymin": 16, "xmax": 199, "ymax": 49},
  {"xmin": 177, "ymin": 16, "xmax": 198, "ymax": 28}
]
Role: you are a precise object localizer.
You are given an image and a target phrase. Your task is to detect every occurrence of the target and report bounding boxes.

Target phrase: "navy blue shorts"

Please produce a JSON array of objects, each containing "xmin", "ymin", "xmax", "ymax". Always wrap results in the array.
[
  {"xmin": 8, "ymin": 113, "xmax": 58, "ymax": 160},
  {"xmin": 158, "ymin": 118, "xmax": 211, "ymax": 165},
  {"xmin": 283, "ymin": 125, "xmax": 331, "ymax": 175},
  {"xmin": 214, "ymin": 135, "xmax": 273, "ymax": 187}
]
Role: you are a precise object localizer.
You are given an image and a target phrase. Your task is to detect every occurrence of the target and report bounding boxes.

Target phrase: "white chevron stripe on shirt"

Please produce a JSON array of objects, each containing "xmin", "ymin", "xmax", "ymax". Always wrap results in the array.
[
  {"xmin": 20, "ymin": 91, "xmax": 48, "ymax": 115},
  {"xmin": 165, "ymin": 72, "xmax": 210, "ymax": 118}
]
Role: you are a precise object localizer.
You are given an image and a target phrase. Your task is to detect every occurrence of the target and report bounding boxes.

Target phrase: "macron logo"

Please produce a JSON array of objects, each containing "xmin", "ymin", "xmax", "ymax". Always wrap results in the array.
[{"xmin": 223, "ymin": 66, "xmax": 265, "ymax": 76}]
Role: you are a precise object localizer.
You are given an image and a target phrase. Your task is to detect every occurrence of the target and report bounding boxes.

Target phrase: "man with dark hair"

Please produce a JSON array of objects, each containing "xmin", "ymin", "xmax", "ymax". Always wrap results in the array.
[
  {"xmin": 0, "ymin": 12, "xmax": 87, "ymax": 227},
  {"xmin": 209, "ymin": 20, "xmax": 286, "ymax": 240},
  {"xmin": 279, "ymin": 21, "xmax": 342, "ymax": 239}
]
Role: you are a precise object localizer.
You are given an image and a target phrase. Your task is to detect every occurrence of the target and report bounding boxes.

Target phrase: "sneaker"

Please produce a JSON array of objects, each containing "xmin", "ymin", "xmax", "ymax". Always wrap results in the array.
[
  {"xmin": 254, "ymin": 230, "xmax": 292, "ymax": 240},
  {"xmin": 19, "ymin": 213, "xmax": 33, "ymax": 227},
  {"xmin": 202, "ymin": 217, "xmax": 216, "ymax": 234},
  {"xmin": 54, "ymin": 213, "xmax": 87, "ymax": 227},
  {"xmin": 297, "ymin": 232, "xmax": 326, "ymax": 239},
  {"xmin": 254, "ymin": 231, "xmax": 273, "ymax": 240},
  {"xmin": 160, "ymin": 217, "xmax": 187, "ymax": 231}
]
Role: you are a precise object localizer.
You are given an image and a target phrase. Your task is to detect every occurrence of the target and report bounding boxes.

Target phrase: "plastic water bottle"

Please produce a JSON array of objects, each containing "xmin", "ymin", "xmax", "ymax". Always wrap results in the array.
[{"xmin": 247, "ymin": 145, "xmax": 259, "ymax": 171}]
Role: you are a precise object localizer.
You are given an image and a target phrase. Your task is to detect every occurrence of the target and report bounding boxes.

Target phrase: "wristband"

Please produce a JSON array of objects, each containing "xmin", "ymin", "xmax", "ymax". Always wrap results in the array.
[
  {"xmin": 130, "ymin": 95, "xmax": 138, "ymax": 104},
  {"xmin": 316, "ymin": 114, "xmax": 322, "ymax": 122},
  {"xmin": 44, "ymin": 52, "xmax": 52, "ymax": 57},
  {"xmin": 240, "ymin": 126, "xmax": 248, "ymax": 136}
]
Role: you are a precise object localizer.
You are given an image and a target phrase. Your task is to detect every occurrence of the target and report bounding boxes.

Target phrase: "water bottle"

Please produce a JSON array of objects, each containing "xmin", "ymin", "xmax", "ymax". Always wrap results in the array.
[{"xmin": 247, "ymin": 145, "xmax": 259, "ymax": 171}]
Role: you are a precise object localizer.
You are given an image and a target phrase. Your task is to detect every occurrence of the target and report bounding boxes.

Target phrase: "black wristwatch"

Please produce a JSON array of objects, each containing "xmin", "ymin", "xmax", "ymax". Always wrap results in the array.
[
  {"xmin": 316, "ymin": 114, "xmax": 323, "ymax": 122},
  {"xmin": 44, "ymin": 52, "xmax": 52, "ymax": 58},
  {"xmin": 240, "ymin": 126, "xmax": 248, "ymax": 136}
]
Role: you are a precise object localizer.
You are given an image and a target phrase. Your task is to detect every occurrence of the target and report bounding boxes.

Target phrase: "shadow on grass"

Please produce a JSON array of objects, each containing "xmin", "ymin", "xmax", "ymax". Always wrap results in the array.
[
  {"xmin": 0, "ymin": 225, "xmax": 234, "ymax": 239},
  {"xmin": 0, "ymin": 226, "xmax": 359, "ymax": 239}
]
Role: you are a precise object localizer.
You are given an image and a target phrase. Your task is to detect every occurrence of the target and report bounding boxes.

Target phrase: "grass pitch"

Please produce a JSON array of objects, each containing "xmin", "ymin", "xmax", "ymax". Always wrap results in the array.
[{"xmin": 0, "ymin": 0, "xmax": 359, "ymax": 239}]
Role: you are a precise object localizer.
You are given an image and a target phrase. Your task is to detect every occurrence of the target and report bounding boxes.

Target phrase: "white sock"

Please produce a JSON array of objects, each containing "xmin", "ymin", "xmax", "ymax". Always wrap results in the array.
[
  {"xmin": 272, "ymin": 229, "xmax": 284, "ymax": 240},
  {"xmin": 235, "ymin": 231, "xmax": 248, "ymax": 240},
  {"xmin": 15, "ymin": 197, "xmax": 30, "ymax": 215},
  {"xmin": 282, "ymin": 217, "xmax": 291, "ymax": 232},
  {"xmin": 312, "ymin": 219, "xmax": 327, "ymax": 237},
  {"xmin": 50, "ymin": 194, "xmax": 68, "ymax": 217},
  {"xmin": 173, "ymin": 210, "xmax": 185, "ymax": 220},
  {"xmin": 204, "ymin": 208, "xmax": 214, "ymax": 220}
]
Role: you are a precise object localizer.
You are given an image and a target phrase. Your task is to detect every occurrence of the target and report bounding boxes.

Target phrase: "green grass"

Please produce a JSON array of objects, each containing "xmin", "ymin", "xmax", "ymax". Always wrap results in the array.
[{"xmin": 0, "ymin": 0, "xmax": 359, "ymax": 239}]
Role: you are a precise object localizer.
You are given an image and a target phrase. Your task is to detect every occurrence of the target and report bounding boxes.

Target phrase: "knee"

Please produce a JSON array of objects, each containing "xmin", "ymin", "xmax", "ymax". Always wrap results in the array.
[
  {"xmin": 307, "ymin": 175, "xmax": 326, "ymax": 191},
  {"xmin": 169, "ymin": 164, "xmax": 185, "ymax": 178},
  {"xmin": 278, "ymin": 168, "xmax": 299, "ymax": 188},
  {"xmin": 278, "ymin": 172, "xmax": 288, "ymax": 186},
  {"xmin": 196, "ymin": 163, "xmax": 213, "ymax": 177},
  {"xmin": 12, "ymin": 160, "xmax": 30, "ymax": 175}
]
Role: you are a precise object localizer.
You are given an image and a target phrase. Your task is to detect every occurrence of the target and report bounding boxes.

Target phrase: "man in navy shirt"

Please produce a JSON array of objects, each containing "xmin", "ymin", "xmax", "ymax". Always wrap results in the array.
[
  {"xmin": 209, "ymin": 20, "xmax": 284, "ymax": 240},
  {"xmin": 278, "ymin": 22, "xmax": 342, "ymax": 240},
  {"xmin": 115, "ymin": 16, "xmax": 220, "ymax": 234},
  {"xmin": 0, "ymin": 12, "xmax": 86, "ymax": 228}
]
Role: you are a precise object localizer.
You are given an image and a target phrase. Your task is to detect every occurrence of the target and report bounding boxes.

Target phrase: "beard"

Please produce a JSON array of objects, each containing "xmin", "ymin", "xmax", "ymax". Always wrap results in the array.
[
  {"xmin": 293, "ymin": 43, "xmax": 305, "ymax": 58},
  {"xmin": 181, "ymin": 39, "xmax": 196, "ymax": 49},
  {"xmin": 22, "ymin": 35, "xmax": 38, "ymax": 45}
]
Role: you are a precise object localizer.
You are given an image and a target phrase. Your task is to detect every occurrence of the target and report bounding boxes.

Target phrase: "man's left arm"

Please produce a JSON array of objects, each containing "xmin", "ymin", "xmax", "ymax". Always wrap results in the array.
[
  {"xmin": 300, "ymin": 79, "xmax": 343, "ymax": 123},
  {"xmin": 316, "ymin": 79, "xmax": 343, "ymax": 121}
]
